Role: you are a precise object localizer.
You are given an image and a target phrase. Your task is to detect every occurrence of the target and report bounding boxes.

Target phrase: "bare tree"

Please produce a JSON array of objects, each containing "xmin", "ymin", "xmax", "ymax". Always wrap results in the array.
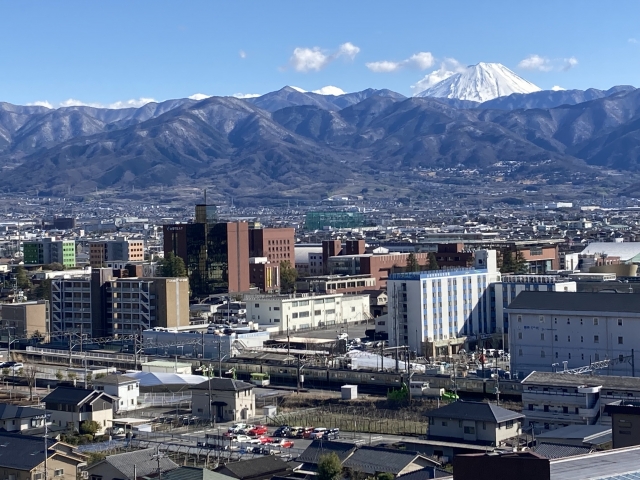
[{"xmin": 19, "ymin": 363, "xmax": 39, "ymax": 401}]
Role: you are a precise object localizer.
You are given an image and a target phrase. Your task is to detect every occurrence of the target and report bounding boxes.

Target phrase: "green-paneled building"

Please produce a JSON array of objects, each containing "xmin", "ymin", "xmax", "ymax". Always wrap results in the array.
[
  {"xmin": 23, "ymin": 239, "xmax": 76, "ymax": 268},
  {"xmin": 305, "ymin": 211, "xmax": 367, "ymax": 230}
]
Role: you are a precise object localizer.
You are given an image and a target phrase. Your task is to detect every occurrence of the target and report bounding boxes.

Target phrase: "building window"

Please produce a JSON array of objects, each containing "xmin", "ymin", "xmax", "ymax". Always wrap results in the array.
[
  {"xmin": 541, "ymin": 351, "xmax": 545, "ymax": 358},
  {"xmin": 554, "ymin": 335, "xmax": 558, "ymax": 342},
  {"xmin": 517, "ymin": 315, "xmax": 522, "ymax": 323},
  {"xmin": 441, "ymin": 421, "xmax": 447, "ymax": 426},
  {"xmin": 54, "ymin": 470, "xmax": 64, "ymax": 477},
  {"xmin": 540, "ymin": 333, "xmax": 545, "ymax": 340},
  {"xmin": 594, "ymin": 318, "xmax": 599, "ymax": 326},
  {"xmin": 555, "ymin": 352, "xmax": 558, "ymax": 359},
  {"xmin": 618, "ymin": 336, "xmax": 624, "ymax": 345},
  {"xmin": 580, "ymin": 318, "xmax": 583, "ymax": 325},
  {"xmin": 518, "ymin": 332, "xmax": 522, "ymax": 340},
  {"xmin": 519, "ymin": 349, "xmax": 523, "ymax": 356},
  {"xmin": 594, "ymin": 335, "xmax": 599, "ymax": 344},
  {"xmin": 567, "ymin": 336, "xmax": 571, "ymax": 342},
  {"xmin": 506, "ymin": 420, "xmax": 514, "ymax": 429},
  {"xmin": 581, "ymin": 336, "xmax": 584, "ymax": 343},
  {"xmin": 463, "ymin": 426, "xmax": 475, "ymax": 434},
  {"xmin": 618, "ymin": 318, "xmax": 623, "ymax": 326},
  {"xmin": 539, "ymin": 316, "xmax": 544, "ymax": 323}
]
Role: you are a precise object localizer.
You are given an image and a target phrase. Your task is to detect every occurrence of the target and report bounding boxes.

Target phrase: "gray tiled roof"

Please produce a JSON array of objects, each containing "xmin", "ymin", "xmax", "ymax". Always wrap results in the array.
[
  {"xmin": 297, "ymin": 441, "xmax": 356, "ymax": 465},
  {"xmin": 427, "ymin": 400, "xmax": 524, "ymax": 423},
  {"xmin": 342, "ymin": 446, "xmax": 436, "ymax": 475},
  {"xmin": 92, "ymin": 374, "xmax": 138, "ymax": 385},
  {"xmin": 522, "ymin": 371, "xmax": 640, "ymax": 390},
  {"xmin": 506, "ymin": 291, "xmax": 640, "ymax": 314},
  {"xmin": 0, "ymin": 432, "xmax": 57, "ymax": 470},
  {"xmin": 191, "ymin": 378, "xmax": 254, "ymax": 392},
  {"xmin": 98, "ymin": 448, "xmax": 178, "ymax": 478},
  {"xmin": 160, "ymin": 466, "xmax": 235, "ymax": 480},
  {"xmin": 218, "ymin": 456, "xmax": 290, "ymax": 479},
  {"xmin": 0, "ymin": 403, "xmax": 46, "ymax": 420},
  {"xmin": 534, "ymin": 442, "xmax": 592, "ymax": 459}
]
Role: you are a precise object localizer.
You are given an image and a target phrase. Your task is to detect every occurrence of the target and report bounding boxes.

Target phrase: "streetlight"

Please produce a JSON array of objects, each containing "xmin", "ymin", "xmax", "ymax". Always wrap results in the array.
[{"xmin": 6, "ymin": 327, "xmax": 16, "ymax": 389}]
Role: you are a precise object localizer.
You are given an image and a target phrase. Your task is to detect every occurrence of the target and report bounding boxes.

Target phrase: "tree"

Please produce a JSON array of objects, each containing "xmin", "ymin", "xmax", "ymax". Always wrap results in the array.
[
  {"xmin": 67, "ymin": 372, "xmax": 77, "ymax": 381},
  {"xmin": 377, "ymin": 473, "xmax": 395, "ymax": 480},
  {"xmin": 318, "ymin": 452, "xmax": 343, "ymax": 480},
  {"xmin": 406, "ymin": 253, "xmax": 420, "ymax": 272},
  {"xmin": 86, "ymin": 452, "xmax": 106, "ymax": 466},
  {"xmin": 44, "ymin": 263, "xmax": 64, "ymax": 271},
  {"xmin": 19, "ymin": 363, "xmax": 38, "ymax": 400},
  {"xmin": 55, "ymin": 370, "xmax": 64, "ymax": 381},
  {"xmin": 280, "ymin": 260, "xmax": 298, "ymax": 293},
  {"xmin": 159, "ymin": 253, "xmax": 187, "ymax": 277},
  {"xmin": 427, "ymin": 252, "xmax": 439, "ymax": 271},
  {"xmin": 14, "ymin": 266, "xmax": 31, "ymax": 290},
  {"xmin": 513, "ymin": 251, "xmax": 528, "ymax": 274},
  {"xmin": 32, "ymin": 279, "xmax": 52, "ymax": 301},
  {"xmin": 500, "ymin": 250, "xmax": 528, "ymax": 274},
  {"xmin": 80, "ymin": 420, "xmax": 100, "ymax": 437},
  {"xmin": 31, "ymin": 330, "xmax": 45, "ymax": 343}
]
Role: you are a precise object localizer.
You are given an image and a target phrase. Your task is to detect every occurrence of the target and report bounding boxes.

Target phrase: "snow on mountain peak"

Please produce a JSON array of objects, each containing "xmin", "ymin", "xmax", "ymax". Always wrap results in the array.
[
  {"xmin": 286, "ymin": 85, "xmax": 346, "ymax": 96},
  {"xmin": 414, "ymin": 62, "xmax": 541, "ymax": 102}
]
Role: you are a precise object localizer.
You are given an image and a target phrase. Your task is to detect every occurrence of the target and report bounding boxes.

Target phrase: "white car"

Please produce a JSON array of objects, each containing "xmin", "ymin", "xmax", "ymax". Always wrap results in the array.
[
  {"xmin": 232, "ymin": 435, "xmax": 260, "ymax": 444},
  {"xmin": 310, "ymin": 427, "xmax": 327, "ymax": 439},
  {"xmin": 228, "ymin": 423, "xmax": 248, "ymax": 433}
]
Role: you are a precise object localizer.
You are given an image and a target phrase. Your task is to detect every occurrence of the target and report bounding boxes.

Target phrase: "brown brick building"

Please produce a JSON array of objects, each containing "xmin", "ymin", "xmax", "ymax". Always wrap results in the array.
[{"xmin": 249, "ymin": 227, "xmax": 296, "ymax": 267}]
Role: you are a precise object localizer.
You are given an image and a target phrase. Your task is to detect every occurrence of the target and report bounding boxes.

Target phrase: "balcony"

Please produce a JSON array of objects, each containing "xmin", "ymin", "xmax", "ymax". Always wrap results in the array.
[
  {"xmin": 523, "ymin": 391, "xmax": 586, "ymax": 406},
  {"xmin": 578, "ymin": 406, "xmax": 600, "ymax": 418}
]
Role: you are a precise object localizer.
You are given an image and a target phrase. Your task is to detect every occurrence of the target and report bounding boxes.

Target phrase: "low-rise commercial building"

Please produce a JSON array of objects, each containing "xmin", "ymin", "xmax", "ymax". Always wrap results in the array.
[
  {"xmin": 245, "ymin": 292, "xmax": 370, "ymax": 334},
  {"xmin": 521, "ymin": 372, "xmax": 640, "ymax": 431},
  {"xmin": 0, "ymin": 300, "xmax": 48, "ymax": 337}
]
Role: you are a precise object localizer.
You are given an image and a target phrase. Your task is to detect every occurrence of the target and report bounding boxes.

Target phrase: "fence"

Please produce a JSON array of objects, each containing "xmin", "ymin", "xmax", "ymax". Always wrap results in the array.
[
  {"xmin": 138, "ymin": 392, "xmax": 192, "ymax": 407},
  {"xmin": 267, "ymin": 406, "xmax": 427, "ymax": 437}
]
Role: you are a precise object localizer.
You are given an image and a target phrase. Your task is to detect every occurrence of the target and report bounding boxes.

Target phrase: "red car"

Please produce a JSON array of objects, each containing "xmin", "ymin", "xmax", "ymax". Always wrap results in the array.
[
  {"xmin": 276, "ymin": 439, "xmax": 294, "ymax": 448},
  {"xmin": 258, "ymin": 436, "xmax": 274, "ymax": 444},
  {"xmin": 248, "ymin": 425, "xmax": 268, "ymax": 436}
]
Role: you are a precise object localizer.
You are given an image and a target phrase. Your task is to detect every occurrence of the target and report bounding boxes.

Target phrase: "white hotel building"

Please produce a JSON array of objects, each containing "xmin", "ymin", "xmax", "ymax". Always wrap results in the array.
[
  {"xmin": 385, "ymin": 250, "xmax": 501, "ymax": 357},
  {"xmin": 245, "ymin": 292, "xmax": 370, "ymax": 334}
]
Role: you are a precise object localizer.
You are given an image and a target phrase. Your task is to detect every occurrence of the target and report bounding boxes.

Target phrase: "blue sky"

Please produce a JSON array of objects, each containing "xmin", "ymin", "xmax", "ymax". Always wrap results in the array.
[{"xmin": 1, "ymin": 0, "xmax": 639, "ymax": 108}]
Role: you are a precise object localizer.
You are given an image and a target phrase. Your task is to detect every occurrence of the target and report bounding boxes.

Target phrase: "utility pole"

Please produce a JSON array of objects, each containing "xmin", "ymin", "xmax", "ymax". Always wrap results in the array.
[
  {"xmin": 393, "ymin": 284, "xmax": 399, "ymax": 373},
  {"xmin": 632, "ymin": 349, "xmax": 636, "ymax": 377},
  {"xmin": 43, "ymin": 419, "xmax": 48, "ymax": 480}
]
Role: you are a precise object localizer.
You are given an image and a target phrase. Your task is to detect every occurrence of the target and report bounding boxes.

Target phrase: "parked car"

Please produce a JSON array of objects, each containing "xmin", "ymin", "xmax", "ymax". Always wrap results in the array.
[
  {"xmin": 276, "ymin": 439, "xmax": 294, "ymax": 448},
  {"xmin": 232, "ymin": 435, "xmax": 254, "ymax": 443},
  {"xmin": 273, "ymin": 426, "xmax": 290, "ymax": 437},
  {"xmin": 324, "ymin": 428, "xmax": 340, "ymax": 440},
  {"xmin": 248, "ymin": 425, "xmax": 268, "ymax": 436},
  {"xmin": 258, "ymin": 436, "xmax": 274, "ymax": 444},
  {"xmin": 301, "ymin": 427, "xmax": 315, "ymax": 439},
  {"xmin": 228, "ymin": 423, "xmax": 248, "ymax": 434},
  {"xmin": 310, "ymin": 427, "xmax": 327, "ymax": 439},
  {"xmin": 287, "ymin": 427, "xmax": 302, "ymax": 438}
]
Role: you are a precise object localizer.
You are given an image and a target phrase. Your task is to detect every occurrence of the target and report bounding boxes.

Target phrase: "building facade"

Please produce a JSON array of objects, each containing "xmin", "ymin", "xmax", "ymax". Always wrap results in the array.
[
  {"xmin": 249, "ymin": 258, "xmax": 280, "ymax": 293},
  {"xmin": 89, "ymin": 237, "xmax": 144, "ymax": 268},
  {"xmin": 245, "ymin": 292, "xmax": 370, "ymax": 333},
  {"xmin": 385, "ymin": 250, "xmax": 501, "ymax": 356},
  {"xmin": 93, "ymin": 375, "xmax": 140, "ymax": 412},
  {"xmin": 521, "ymin": 372, "xmax": 640, "ymax": 431},
  {"xmin": 249, "ymin": 227, "xmax": 295, "ymax": 267},
  {"xmin": 508, "ymin": 292, "xmax": 640, "ymax": 377},
  {"xmin": 23, "ymin": 239, "xmax": 76, "ymax": 268},
  {"xmin": 164, "ymin": 221, "xmax": 250, "ymax": 295},
  {"xmin": 0, "ymin": 300, "xmax": 48, "ymax": 337},
  {"xmin": 191, "ymin": 378, "xmax": 255, "ymax": 422}
]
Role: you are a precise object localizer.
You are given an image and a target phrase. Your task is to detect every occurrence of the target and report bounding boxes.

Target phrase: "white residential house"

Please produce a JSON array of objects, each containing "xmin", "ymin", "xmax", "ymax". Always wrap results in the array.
[
  {"xmin": 93, "ymin": 374, "xmax": 140, "ymax": 412},
  {"xmin": 43, "ymin": 386, "xmax": 115, "ymax": 434}
]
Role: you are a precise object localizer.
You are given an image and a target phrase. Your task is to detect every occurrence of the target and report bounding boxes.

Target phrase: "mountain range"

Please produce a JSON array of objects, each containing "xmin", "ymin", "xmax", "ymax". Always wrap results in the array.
[{"xmin": 1, "ymin": 66, "xmax": 640, "ymax": 200}]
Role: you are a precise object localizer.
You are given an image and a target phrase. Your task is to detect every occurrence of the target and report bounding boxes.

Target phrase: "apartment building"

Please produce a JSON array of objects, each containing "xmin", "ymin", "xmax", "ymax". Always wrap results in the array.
[
  {"xmin": 23, "ymin": 238, "xmax": 76, "ymax": 268},
  {"xmin": 245, "ymin": 292, "xmax": 370, "ymax": 333},
  {"xmin": 385, "ymin": 250, "xmax": 501, "ymax": 357},
  {"xmin": 521, "ymin": 372, "xmax": 640, "ymax": 431},
  {"xmin": 0, "ymin": 300, "xmax": 48, "ymax": 337},
  {"xmin": 249, "ymin": 257, "xmax": 280, "ymax": 293},
  {"xmin": 51, "ymin": 270, "xmax": 188, "ymax": 338},
  {"xmin": 89, "ymin": 237, "xmax": 144, "ymax": 267},
  {"xmin": 296, "ymin": 274, "xmax": 377, "ymax": 295},
  {"xmin": 106, "ymin": 277, "xmax": 189, "ymax": 336},
  {"xmin": 507, "ymin": 292, "xmax": 640, "ymax": 377}
]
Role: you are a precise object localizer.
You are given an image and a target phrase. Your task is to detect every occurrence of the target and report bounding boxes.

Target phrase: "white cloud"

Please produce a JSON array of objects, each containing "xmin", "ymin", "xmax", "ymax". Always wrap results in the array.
[
  {"xmin": 312, "ymin": 86, "xmax": 346, "ymax": 95},
  {"xmin": 629, "ymin": 38, "xmax": 638, "ymax": 44},
  {"xmin": 107, "ymin": 97, "xmax": 157, "ymax": 109},
  {"xmin": 518, "ymin": 54, "xmax": 578, "ymax": 72},
  {"xmin": 189, "ymin": 93, "xmax": 212, "ymax": 101},
  {"xmin": 410, "ymin": 58, "xmax": 466, "ymax": 94},
  {"xmin": 232, "ymin": 93, "xmax": 261, "ymax": 99},
  {"xmin": 239, "ymin": 50, "xmax": 247, "ymax": 59},
  {"xmin": 29, "ymin": 97, "xmax": 158, "ymax": 109},
  {"xmin": 552, "ymin": 85, "xmax": 566, "ymax": 91},
  {"xmin": 518, "ymin": 54, "xmax": 553, "ymax": 72},
  {"xmin": 562, "ymin": 56, "xmax": 578, "ymax": 71},
  {"xmin": 26, "ymin": 101, "xmax": 53, "ymax": 109},
  {"xmin": 289, "ymin": 42, "xmax": 360, "ymax": 72},
  {"xmin": 366, "ymin": 51, "xmax": 435, "ymax": 73}
]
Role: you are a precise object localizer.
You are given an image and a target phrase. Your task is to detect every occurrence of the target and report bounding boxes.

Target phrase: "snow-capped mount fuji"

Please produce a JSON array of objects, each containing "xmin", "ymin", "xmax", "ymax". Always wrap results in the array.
[{"xmin": 415, "ymin": 62, "xmax": 541, "ymax": 102}]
